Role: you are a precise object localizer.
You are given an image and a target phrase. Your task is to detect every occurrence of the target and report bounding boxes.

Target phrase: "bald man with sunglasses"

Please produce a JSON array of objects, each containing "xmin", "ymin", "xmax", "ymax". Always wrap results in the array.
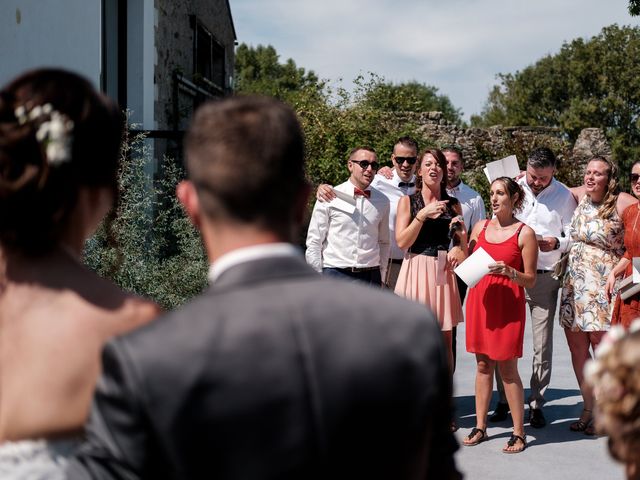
[
  {"xmin": 306, "ymin": 146, "xmax": 390, "ymax": 286},
  {"xmin": 315, "ymin": 137, "xmax": 419, "ymax": 288}
]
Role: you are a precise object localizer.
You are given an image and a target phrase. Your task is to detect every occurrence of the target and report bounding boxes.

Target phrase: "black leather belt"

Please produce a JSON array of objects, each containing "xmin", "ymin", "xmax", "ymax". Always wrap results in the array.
[
  {"xmin": 537, "ymin": 269, "xmax": 551, "ymax": 274},
  {"xmin": 337, "ymin": 266, "xmax": 380, "ymax": 273},
  {"xmin": 390, "ymin": 258, "xmax": 403, "ymax": 265}
]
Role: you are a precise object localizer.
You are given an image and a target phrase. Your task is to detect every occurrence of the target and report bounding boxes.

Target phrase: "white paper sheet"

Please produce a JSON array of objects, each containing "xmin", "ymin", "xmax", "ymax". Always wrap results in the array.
[
  {"xmin": 328, "ymin": 189, "xmax": 356, "ymax": 214},
  {"xmin": 454, "ymin": 246, "xmax": 495, "ymax": 288},
  {"xmin": 483, "ymin": 155, "xmax": 520, "ymax": 183},
  {"xmin": 633, "ymin": 257, "xmax": 640, "ymax": 283}
]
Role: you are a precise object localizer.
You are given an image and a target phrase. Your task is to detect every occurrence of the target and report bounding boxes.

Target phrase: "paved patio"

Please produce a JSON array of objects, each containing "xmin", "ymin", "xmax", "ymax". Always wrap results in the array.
[{"xmin": 452, "ymin": 305, "xmax": 624, "ymax": 479}]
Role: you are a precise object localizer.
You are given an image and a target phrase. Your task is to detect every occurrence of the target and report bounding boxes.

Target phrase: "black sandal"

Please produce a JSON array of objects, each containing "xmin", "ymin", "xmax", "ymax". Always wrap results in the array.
[
  {"xmin": 569, "ymin": 409, "xmax": 593, "ymax": 432},
  {"xmin": 502, "ymin": 433, "xmax": 526, "ymax": 454},
  {"xmin": 463, "ymin": 427, "xmax": 487, "ymax": 446}
]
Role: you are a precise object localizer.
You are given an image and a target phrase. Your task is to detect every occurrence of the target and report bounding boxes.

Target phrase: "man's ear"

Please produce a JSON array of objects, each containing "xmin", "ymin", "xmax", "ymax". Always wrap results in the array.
[{"xmin": 176, "ymin": 180, "xmax": 201, "ymax": 229}]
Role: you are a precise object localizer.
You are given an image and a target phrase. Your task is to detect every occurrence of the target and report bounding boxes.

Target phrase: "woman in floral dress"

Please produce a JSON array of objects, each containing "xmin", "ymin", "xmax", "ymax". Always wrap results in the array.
[{"xmin": 559, "ymin": 156, "xmax": 637, "ymax": 434}]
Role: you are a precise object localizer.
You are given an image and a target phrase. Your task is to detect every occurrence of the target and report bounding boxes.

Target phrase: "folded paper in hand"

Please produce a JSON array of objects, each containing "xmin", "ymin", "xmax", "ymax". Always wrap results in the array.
[
  {"xmin": 454, "ymin": 246, "xmax": 495, "ymax": 288},
  {"xmin": 483, "ymin": 155, "xmax": 520, "ymax": 183},
  {"xmin": 619, "ymin": 275, "xmax": 640, "ymax": 301}
]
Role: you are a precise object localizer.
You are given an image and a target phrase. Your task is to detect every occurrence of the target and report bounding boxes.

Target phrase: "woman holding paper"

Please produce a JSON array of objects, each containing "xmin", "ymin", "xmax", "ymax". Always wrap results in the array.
[
  {"xmin": 463, "ymin": 177, "xmax": 538, "ymax": 453},
  {"xmin": 560, "ymin": 157, "xmax": 637, "ymax": 434},
  {"xmin": 395, "ymin": 148, "xmax": 466, "ymax": 370},
  {"xmin": 608, "ymin": 160, "xmax": 640, "ymax": 329}
]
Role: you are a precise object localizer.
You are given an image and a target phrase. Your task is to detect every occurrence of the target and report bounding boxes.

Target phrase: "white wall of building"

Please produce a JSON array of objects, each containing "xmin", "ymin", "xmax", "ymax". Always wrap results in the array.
[{"xmin": 0, "ymin": 0, "xmax": 101, "ymax": 88}]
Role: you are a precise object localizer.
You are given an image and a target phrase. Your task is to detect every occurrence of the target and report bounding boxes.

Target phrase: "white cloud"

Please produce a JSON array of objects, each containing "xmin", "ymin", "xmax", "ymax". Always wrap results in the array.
[{"xmin": 231, "ymin": 0, "xmax": 640, "ymax": 120}]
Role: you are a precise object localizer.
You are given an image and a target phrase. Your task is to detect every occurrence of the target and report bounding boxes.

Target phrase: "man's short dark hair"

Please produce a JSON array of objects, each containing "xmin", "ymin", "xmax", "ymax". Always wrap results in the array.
[
  {"xmin": 441, "ymin": 144, "xmax": 464, "ymax": 164},
  {"xmin": 395, "ymin": 136, "xmax": 419, "ymax": 154},
  {"xmin": 527, "ymin": 147, "xmax": 557, "ymax": 169},
  {"xmin": 184, "ymin": 96, "xmax": 306, "ymax": 235},
  {"xmin": 347, "ymin": 146, "xmax": 377, "ymax": 161}
]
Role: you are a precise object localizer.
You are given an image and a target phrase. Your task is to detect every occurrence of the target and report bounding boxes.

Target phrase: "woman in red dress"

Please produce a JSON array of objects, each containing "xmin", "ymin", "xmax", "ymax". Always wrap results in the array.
[
  {"xmin": 607, "ymin": 160, "xmax": 640, "ymax": 328},
  {"xmin": 462, "ymin": 177, "xmax": 538, "ymax": 454}
]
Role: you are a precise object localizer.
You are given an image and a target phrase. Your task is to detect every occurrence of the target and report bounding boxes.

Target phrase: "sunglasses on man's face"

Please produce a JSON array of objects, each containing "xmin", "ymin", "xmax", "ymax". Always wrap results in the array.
[
  {"xmin": 394, "ymin": 156, "xmax": 418, "ymax": 165},
  {"xmin": 351, "ymin": 160, "xmax": 379, "ymax": 170},
  {"xmin": 631, "ymin": 173, "xmax": 640, "ymax": 183}
]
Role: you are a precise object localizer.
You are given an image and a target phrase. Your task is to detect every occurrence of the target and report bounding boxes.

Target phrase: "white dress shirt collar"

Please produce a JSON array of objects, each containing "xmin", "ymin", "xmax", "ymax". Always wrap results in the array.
[{"xmin": 208, "ymin": 243, "xmax": 302, "ymax": 284}]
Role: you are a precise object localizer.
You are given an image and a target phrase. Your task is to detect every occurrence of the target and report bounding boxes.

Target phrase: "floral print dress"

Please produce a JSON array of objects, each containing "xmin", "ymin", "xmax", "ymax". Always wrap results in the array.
[{"xmin": 559, "ymin": 196, "xmax": 625, "ymax": 332}]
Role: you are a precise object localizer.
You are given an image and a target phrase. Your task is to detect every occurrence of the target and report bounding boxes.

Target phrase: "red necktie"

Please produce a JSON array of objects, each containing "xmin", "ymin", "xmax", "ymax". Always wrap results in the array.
[{"xmin": 354, "ymin": 188, "xmax": 371, "ymax": 198}]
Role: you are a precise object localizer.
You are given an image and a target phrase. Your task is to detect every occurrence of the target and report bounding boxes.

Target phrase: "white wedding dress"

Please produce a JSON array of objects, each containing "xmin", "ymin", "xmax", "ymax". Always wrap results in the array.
[{"xmin": 0, "ymin": 437, "xmax": 81, "ymax": 479}]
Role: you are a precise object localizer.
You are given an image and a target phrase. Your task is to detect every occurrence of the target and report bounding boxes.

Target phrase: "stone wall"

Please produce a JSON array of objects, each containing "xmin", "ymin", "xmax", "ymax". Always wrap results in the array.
[
  {"xmin": 397, "ymin": 111, "xmax": 611, "ymax": 187},
  {"xmin": 154, "ymin": 0, "xmax": 236, "ymax": 130}
]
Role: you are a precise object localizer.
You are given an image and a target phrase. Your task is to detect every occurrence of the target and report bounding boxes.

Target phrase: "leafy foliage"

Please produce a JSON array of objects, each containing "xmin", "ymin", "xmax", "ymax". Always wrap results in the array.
[
  {"xmin": 630, "ymin": 0, "xmax": 640, "ymax": 16},
  {"xmin": 357, "ymin": 79, "xmax": 464, "ymax": 125},
  {"xmin": 84, "ymin": 129, "xmax": 208, "ymax": 310},
  {"xmin": 471, "ymin": 24, "xmax": 640, "ymax": 187},
  {"xmin": 235, "ymin": 45, "xmax": 464, "ymax": 188},
  {"xmin": 234, "ymin": 43, "xmax": 325, "ymax": 104}
]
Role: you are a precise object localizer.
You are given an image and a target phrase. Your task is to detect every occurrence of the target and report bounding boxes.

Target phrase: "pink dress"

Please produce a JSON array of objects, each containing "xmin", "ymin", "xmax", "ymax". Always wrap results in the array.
[{"xmin": 394, "ymin": 193, "xmax": 463, "ymax": 331}]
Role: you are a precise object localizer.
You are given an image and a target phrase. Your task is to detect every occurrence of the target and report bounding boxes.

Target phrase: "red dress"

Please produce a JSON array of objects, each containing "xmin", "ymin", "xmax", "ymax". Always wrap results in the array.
[
  {"xmin": 612, "ymin": 203, "xmax": 640, "ymax": 328},
  {"xmin": 466, "ymin": 221, "xmax": 526, "ymax": 361}
]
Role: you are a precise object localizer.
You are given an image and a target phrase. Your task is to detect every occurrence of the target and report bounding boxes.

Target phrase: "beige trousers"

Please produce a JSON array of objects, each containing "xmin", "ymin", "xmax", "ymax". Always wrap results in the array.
[{"xmin": 495, "ymin": 271, "xmax": 561, "ymax": 409}]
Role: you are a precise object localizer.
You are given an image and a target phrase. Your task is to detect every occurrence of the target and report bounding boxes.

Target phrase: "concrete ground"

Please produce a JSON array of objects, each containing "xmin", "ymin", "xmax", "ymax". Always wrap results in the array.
[{"xmin": 452, "ymin": 306, "xmax": 625, "ymax": 480}]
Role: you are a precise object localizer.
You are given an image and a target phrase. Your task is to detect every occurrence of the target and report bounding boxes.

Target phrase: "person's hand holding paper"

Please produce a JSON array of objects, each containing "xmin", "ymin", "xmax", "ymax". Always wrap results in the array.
[{"xmin": 454, "ymin": 246, "xmax": 495, "ymax": 288}]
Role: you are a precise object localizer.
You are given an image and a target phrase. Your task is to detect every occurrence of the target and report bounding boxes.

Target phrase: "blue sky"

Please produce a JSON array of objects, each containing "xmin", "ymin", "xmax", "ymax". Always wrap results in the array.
[{"xmin": 230, "ymin": 0, "xmax": 639, "ymax": 121}]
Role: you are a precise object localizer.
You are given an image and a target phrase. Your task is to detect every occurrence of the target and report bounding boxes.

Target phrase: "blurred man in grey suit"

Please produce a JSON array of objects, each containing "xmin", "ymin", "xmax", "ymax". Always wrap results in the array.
[{"xmin": 67, "ymin": 96, "xmax": 460, "ymax": 480}]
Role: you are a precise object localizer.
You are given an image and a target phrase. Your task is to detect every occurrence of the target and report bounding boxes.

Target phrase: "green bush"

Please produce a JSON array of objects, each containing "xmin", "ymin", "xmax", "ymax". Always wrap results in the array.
[{"xmin": 84, "ymin": 129, "xmax": 208, "ymax": 310}]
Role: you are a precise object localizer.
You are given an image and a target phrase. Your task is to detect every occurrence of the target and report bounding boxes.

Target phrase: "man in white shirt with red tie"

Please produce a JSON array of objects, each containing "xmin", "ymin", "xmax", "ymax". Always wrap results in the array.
[
  {"xmin": 306, "ymin": 146, "xmax": 390, "ymax": 286},
  {"xmin": 315, "ymin": 137, "xmax": 418, "ymax": 289}
]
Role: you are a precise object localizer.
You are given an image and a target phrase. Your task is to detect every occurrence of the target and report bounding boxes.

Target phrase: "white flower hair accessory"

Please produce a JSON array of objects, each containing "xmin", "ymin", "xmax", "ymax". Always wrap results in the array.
[{"xmin": 14, "ymin": 103, "xmax": 74, "ymax": 166}]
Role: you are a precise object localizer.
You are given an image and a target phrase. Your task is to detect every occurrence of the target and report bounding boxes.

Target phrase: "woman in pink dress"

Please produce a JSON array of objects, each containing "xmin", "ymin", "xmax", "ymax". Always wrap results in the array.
[
  {"xmin": 463, "ymin": 177, "xmax": 538, "ymax": 454},
  {"xmin": 394, "ymin": 148, "xmax": 467, "ymax": 371}
]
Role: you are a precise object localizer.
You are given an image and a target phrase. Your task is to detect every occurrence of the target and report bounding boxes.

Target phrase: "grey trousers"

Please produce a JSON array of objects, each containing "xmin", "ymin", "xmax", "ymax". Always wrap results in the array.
[{"xmin": 495, "ymin": 271, "xmax": 561, "ymax": 409}]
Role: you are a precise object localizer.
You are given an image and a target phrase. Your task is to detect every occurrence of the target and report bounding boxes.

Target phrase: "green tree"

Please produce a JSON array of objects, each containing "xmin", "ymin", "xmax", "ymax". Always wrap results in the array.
[
  {"xmin": 234, "ymin": 43, "xmax": 324, "ymax": 103},
  {"xmin": 85, "ymin": 129, "xmax": 208, "ymax": 310},
  {"xmin": 359, "ymin": 79, "xmax": 464, "ymax": 125},
  {"xmin": 472, "ymin": 24, "xmax": 640, "ymax": 185},
  {"xmin": 630, "ymin": 0, "xmax": 640, "ymax": 16}
]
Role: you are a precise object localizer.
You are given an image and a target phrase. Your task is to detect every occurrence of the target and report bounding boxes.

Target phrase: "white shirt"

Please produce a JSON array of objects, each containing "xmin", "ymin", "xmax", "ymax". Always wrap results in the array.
[
  {"xmin": 446, "ymin": 180, "xmax": 486, "ymax": 232},
  {"xmin": 370, "ymin": 171, "xmax": 416, "ymax": 260},
  {"xmin": 305, "ymin": 180, "xmax": 390, "ymax": 278},
  {"xmin": 208, "ymin": 243, "xmax": 302, "ymax": 284},
  {"xmin": 517, "ymin": 177, "xmax": 577, "ymax": 270}
]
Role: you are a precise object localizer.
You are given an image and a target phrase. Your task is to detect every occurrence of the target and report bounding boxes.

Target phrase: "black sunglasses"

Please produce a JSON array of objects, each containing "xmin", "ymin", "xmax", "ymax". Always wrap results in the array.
[
  {"xmin": 395, "ymin": 156, "xmax": 418, "ymax": 165},
  {"xmin": 631, "ymin": 173, "xmax": 640, "ymax": 183},
  {"xmin": 350, "ymin": 160, "xmax": 379, "ymax": 170}
]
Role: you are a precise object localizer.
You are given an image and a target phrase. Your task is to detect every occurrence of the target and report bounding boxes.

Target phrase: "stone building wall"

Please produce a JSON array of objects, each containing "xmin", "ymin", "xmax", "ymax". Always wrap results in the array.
[
  {"xmin": 154, "ymin": 0, "xmax": 235, "ymax": 131},
  {"xmin": 398, "ymin": 111, "xmax": 611, "ymax": 188}
]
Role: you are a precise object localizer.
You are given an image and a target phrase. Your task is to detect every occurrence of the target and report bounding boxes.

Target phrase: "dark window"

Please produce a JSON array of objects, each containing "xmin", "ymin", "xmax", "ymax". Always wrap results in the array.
[{"xmin": 193, "ymin": 18, "xmax": 225, "ymax": 94}]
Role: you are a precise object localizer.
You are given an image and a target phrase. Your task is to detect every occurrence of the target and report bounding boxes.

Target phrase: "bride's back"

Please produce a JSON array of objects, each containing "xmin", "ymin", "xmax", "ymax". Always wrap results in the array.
[{"xmin": 0, "ymin": 69, "xmax": 159, "ymax": 442}]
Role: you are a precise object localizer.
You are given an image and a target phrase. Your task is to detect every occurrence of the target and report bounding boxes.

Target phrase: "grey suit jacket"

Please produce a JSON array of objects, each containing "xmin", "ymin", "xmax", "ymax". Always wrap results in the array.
[{"xmin": 67, "ymin": 254, "xmax": 460, "ymax": 480}]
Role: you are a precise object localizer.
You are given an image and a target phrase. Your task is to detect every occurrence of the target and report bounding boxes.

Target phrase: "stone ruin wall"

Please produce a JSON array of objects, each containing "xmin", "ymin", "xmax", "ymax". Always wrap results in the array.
[{"xmin": 400, "ymin": 112, "xmax": 613, "ymax": 188}]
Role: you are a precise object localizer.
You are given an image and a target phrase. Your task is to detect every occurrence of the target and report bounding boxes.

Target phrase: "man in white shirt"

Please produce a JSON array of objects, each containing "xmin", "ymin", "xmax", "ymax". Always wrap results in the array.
[
  {"xmin": 315, "ymin": 137, "xmax": 418, "ymax": 289},
  {"xmin": 442, "ymin": 145, "xmax": 486, "ymax": 371},
  {"xmin": 490, "ymin": 147, "xmax": 577, "ymax": 428},
  {"xmin": 306, "ymin": 146, "xmax": 391, "ymax": 286}
]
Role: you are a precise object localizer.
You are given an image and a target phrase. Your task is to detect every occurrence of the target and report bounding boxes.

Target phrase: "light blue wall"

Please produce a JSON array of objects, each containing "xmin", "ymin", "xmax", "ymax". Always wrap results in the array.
[{"xmin": 0, "ymin": 0, "xmax": 101, "ymax": 88}]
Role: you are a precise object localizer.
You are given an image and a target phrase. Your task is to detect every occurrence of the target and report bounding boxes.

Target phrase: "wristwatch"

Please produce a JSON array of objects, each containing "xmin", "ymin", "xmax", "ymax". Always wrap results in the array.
[{"xmin": 553, "ymin": 237, "xmax": 560, "ymax": 250}]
